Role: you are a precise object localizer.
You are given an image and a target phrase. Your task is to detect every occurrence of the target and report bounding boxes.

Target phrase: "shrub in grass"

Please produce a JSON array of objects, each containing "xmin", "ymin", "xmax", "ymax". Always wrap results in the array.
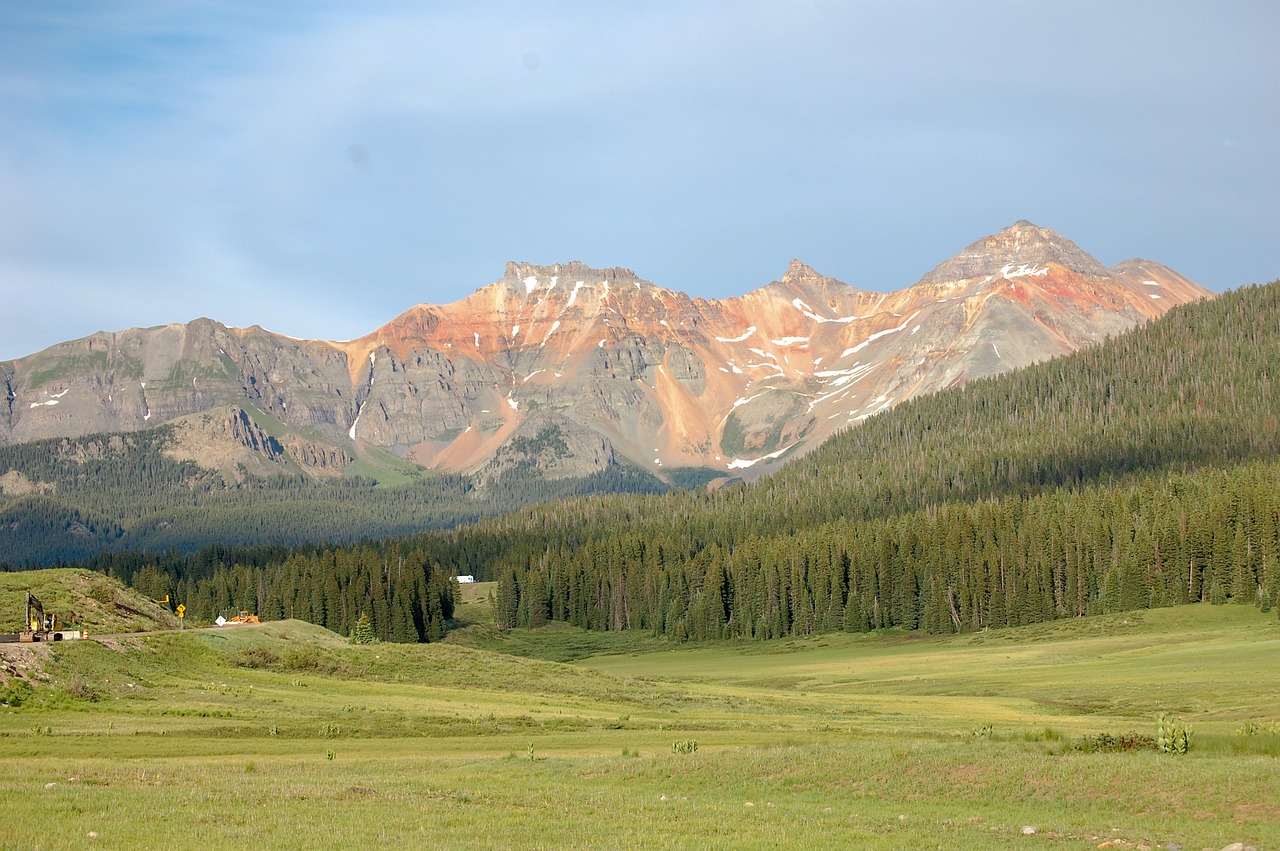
[
  {"xmin": 231, "ymin": 647, "xmax": 279, "ymax": 669},
  {"xmin": 88, "ymin": 578, "xmax": 115, "ymax": 604},
  {"xmin": 1072, "ymin": 732, "xmax": 1156, "ymax": 753},
  {"xmin": 63, "ymin": 676, "xmax": 99, "ymax": 702},
  {"xmin": 0, "ymin": 679, "xmax": 33, "ymax": 707},
  {"xmin": 280, "ymin": 646, "xmax": 333, "ymax": 673},
  {"xmin": 672, "ymin": 740, "xmax": 699, "ymax": 754},
  {"xmin": 1157, "ymin": 714, "xmax": 1192, "ymax": 754}
]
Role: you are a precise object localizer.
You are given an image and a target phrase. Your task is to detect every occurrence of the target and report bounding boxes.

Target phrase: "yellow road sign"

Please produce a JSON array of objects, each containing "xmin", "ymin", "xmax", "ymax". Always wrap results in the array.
[{"xmin": 176, "ymin": 604, "xmax": 186, "ymax": 618}]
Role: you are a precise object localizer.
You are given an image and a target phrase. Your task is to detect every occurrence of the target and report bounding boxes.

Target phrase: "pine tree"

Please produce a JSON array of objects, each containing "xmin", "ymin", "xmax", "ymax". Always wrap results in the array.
[{"xmin": 350, "ymin": 612, "xmax": 378, "ymax": 645}]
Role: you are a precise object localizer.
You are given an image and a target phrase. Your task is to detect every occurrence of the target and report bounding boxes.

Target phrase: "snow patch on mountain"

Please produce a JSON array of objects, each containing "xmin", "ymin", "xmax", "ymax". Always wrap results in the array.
[
  {"xmin": 716, "ymin": 327, "xmax": 756, "ymax": 343},
  {"xmin": 841, "ymin": 312, "xmax": 920, "ymax": 357},
  {"xmin": 727, "ymin": 443, "xmax": 796, "ymax": 469},
  {"xmin": 1001, "ymin": 263, "xmax": 1048, "ymax": 279},
  {"xmin": 853, "ymin": 395, "xmax": 895, "ymax": 421},
  {"xmin": 793, "ymin": 297, "xmax": 868, "ymax": 324},
  {"xmin": 29, "ymin": 387, "xmax": 71, "ymax": 408},
  {"xmin": 347, "ymin": 351, "xmax": 377, "ymax": 440},
  {"xmin": 540, "ymin": 320, "xmax": 561, "ymax": 346}
]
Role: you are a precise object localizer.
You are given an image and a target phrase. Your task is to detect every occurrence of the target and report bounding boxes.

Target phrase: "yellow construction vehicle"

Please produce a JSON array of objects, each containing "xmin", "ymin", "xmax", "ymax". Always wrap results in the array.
[
  {"xmin": 0, "ymin": 593, "xmax": 88, "ymax": 643},
  {"xmin": 215, "ymin": 610, "xmax": 261, "ymax": 626}
]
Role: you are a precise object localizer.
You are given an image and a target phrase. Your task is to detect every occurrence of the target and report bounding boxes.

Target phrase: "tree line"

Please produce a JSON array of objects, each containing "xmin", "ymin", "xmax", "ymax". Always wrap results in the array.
[
  {"xmin": 492, "ymin": 460, "xmax": 1279, "ymax": 639},
  {"xmin": 96, "ymin": 543, "xmax": 456, "ymax": 644}
]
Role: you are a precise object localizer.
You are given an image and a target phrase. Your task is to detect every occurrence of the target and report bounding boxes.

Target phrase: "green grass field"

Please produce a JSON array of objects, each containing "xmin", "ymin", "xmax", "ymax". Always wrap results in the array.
[{"xmin": 1, "ymin": 584, "xmax": 1277, "ymax": 849}]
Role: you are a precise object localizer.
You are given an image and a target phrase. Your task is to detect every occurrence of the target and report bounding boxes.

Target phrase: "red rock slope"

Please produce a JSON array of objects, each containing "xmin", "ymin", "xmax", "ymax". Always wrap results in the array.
[{"xmin": 2, "ymin": 221, "xmax": 1212, "ymax": 481}]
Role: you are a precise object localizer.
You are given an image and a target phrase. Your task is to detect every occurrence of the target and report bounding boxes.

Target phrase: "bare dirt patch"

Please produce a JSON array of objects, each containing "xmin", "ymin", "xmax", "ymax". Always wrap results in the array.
[{"xmin": 0, "ymin": 643, "xmax": 51, "ymax": 684}]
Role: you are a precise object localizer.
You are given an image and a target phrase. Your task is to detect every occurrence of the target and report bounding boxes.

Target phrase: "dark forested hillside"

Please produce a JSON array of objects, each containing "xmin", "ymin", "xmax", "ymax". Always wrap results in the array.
[
  {"xmin": 0, "ymin": 427, "xmax": 668, "ymax": 566},
  {"xmin": 488, "ymin": 459, "xmax": 1279, "ymax": 638}
]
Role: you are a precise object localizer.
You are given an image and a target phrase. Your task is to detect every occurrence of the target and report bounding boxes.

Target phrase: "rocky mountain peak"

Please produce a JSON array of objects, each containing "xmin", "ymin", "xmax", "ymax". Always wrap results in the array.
[
  {"xmin": 1110, "ymin": 258, "xmax": 1156, "ymax": 272},
  {"xmin": 915, "ymin": 220, "xmax": 1112, "ymax": 285},
  {"xmin": 782, "ymin": 259, "xmax": 823, "ymax": 283},
  {"xmin": 501, "ymin": 260, "xmax": 645, "ymax": 294}
]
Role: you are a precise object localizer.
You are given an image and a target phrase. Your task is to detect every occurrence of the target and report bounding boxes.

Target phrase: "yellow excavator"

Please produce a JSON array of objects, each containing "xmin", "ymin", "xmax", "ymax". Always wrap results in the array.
[{"xmin": 3, "ymin": 593, "xmax": 87, "ymax": 642}]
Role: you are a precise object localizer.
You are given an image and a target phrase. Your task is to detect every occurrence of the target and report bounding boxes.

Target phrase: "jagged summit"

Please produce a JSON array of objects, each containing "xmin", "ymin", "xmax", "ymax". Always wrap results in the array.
[
  {"xmin": 916, "ymin": 221, "xmax": 1112, "ymax": 285},
  {"xmin": 501, "ymin": 260, "xmax": 645, "ymax": 293},
  {"xmin": 783, "ymin": 258, "xmax": 822, "ymax": 281},
  {"xmin": 744, "ymin": 259, "xmax": 860, "ymax": 308}
]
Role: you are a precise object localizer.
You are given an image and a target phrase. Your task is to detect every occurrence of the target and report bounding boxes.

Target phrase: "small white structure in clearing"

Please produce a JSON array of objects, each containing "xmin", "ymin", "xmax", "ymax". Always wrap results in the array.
[{"xmin": 456, "ymin": 575, "xmax": 476, "ymax": 584}]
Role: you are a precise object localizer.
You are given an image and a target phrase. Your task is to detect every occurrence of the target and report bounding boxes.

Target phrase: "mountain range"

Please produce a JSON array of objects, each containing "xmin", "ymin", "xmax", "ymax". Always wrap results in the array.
[{"xmin": 1, "ymin": 221, "xmax": 1210, "ymax": 487}]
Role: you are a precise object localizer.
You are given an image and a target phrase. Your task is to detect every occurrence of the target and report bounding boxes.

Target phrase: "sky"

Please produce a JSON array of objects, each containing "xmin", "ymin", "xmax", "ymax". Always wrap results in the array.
[{"xmin": 2, "ymin": 1, "xmax": 1277, "ymax": 361}]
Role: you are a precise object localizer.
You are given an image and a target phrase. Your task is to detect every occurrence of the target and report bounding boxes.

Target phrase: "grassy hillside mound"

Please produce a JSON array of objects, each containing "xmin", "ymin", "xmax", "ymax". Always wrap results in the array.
[{"xmin": 0, "ymin": 569, "xmax": 179, "ymax": 635}]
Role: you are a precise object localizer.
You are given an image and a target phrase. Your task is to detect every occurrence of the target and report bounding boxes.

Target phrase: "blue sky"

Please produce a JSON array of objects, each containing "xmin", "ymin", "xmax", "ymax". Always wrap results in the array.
[{"xmin": 2, "ymin": 1, "xmax": 1276, "ymax": 360}]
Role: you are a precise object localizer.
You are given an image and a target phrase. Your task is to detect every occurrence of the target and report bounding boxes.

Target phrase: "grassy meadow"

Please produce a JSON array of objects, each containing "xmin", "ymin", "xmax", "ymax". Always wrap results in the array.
[{"xmin": 0, "ymin": 580, "xmax": 1277, "ymax": 849}]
